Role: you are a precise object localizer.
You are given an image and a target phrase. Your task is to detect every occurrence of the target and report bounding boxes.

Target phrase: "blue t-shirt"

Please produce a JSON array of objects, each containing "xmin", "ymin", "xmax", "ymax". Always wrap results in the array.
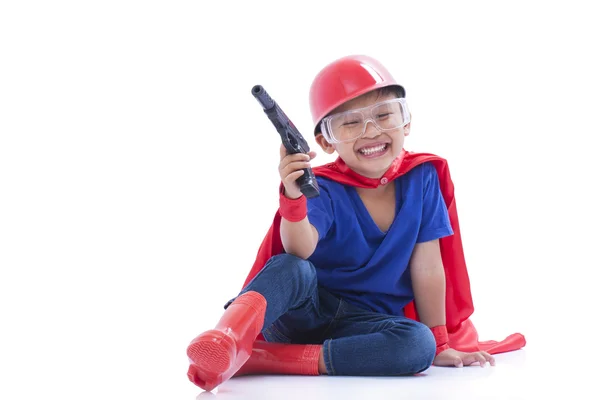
[{"xmin": 306, "ymin": 162, "xmax": 453, "ymax": 316}]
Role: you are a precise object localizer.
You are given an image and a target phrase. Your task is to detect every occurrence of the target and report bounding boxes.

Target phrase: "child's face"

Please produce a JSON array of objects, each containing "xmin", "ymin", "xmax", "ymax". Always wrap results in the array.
[{"xmin": 316, "ymin": 90, "xmax": 410, "ymax": 179}]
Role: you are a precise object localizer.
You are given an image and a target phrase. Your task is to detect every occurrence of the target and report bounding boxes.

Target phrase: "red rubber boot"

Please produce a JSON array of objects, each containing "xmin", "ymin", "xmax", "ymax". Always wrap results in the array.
[
  {"xmin": 186, "ymin": 291, "xmax": 267, "ymax": 391},
  {"xmin": 233, "ymin": 340, "xmax": 322, "ymax": 376}
]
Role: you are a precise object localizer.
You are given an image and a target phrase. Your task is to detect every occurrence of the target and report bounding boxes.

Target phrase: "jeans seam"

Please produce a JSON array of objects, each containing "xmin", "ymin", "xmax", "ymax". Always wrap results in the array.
[
  {"xmin": 326, "ymin": 340, "xmax": 336, "ymax": 375},
  {"xmin": 292, "ymin": 276, "xmax": 319, "ymax": 316},
  {"xmin": 320, "ymin": 298, "xmax": 344, "ymax": 339}
]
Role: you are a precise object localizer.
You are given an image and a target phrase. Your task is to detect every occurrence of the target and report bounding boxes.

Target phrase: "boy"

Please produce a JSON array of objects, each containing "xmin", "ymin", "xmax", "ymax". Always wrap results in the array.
[{"xmin": 186, "ymin": 55, "xmax": 525, "ymax": 392}]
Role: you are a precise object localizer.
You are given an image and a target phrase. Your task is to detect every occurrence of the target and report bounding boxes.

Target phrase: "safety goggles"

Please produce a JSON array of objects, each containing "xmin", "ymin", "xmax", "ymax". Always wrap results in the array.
[{"xmin": 319, "ymin": 98, "xmax": 410, "ymax": 144}]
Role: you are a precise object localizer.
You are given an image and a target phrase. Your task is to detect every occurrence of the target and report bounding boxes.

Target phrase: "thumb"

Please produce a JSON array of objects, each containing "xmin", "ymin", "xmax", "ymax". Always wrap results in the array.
[
  {"xmin": 279, "ymin": 143, "xmax": 287, "ymax": 160},
  {"xmin": 454, "ymin": 357, "xmax": 464, "ymax": 368},
  {"xmin": 309, "ymin": 150, "xmax": 317, "ymax": 160},
  {"xmin": 279, "ymin": 143, "xmax": 289, "ymax": 160}
]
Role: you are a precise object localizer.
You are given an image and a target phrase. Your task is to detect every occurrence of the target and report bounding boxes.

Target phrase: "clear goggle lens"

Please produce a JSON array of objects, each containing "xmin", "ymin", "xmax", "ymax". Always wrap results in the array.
[{"xmin": 320, "ymin": 98, "xmax": 410, "ymax": 143}]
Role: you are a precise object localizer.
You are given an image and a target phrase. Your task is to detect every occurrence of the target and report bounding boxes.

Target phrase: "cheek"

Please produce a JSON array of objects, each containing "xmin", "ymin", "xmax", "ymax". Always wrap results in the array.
[
  {"xmin": 393, "ymin": 131, "xmax": 407, "ymax": 144},
  {"xmin": 335, "ymin": 144, "xmax": 355, "ymax": 156}
]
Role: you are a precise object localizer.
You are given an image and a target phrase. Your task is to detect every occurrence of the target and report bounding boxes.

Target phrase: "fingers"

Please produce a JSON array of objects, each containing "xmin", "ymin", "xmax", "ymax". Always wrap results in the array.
[
  {"xmin": 278, "ymin": 144, "xmax": 318, "ymax": 199},
  {"xmin": 472, "ymin": 351, "xmax": 494, "ymax": 367},
  {"xmin": 282, "ymin": 169, "xmax": 305, "ymax": 185},
  {"xmin": 434, "ymin": 349, "xmax": 496, "ymax": 369},
  {"xmin": 280, "ymin": 144, "xmax": 317, "ymax": 161},
  {"xmin": 279, "ymin": 150, "xmax": 312, "ymax": 177},
  {"xmin": 432, "ymin": 350, "xmax": 460, "ymax": 368},
  {"xmin": 280, "ymin": 159, "xmax": 311, "ymax": 177},
  {"xmin": 453, "ymin": 356, "xmax": 464, "ymax": 368},
  {"xmin": 473, "ymin": 352, "xmax": 487, "ymax": 367},
  {"xmin": 482, "ymin": 351, "xmax": 496, "ymax": 366},
  {"xmin": 278, "ymin": 146, "xmax": 314, "ymax": 199},
  {"xmin": 463, "ymin": 351, "xmax": 495, "ymax": 367}
]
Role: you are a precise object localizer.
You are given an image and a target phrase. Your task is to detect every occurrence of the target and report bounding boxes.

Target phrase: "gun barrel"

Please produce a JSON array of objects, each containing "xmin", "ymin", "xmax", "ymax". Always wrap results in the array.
[{"xmin": 251, "ymin": 85, "xmax": 275, "ymax": 110}]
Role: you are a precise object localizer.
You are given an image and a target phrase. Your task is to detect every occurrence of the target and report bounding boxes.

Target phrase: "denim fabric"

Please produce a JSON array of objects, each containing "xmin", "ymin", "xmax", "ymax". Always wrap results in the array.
[{"xmin": 226, "ymin": 253, "xmax": 436, "ymax": 376}]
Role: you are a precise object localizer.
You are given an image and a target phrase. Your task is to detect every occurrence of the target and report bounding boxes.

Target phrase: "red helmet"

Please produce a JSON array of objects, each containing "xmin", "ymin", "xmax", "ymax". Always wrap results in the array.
[{"xmin": 309, "ymin": 55, "xmax": 405, "ymax": 134}]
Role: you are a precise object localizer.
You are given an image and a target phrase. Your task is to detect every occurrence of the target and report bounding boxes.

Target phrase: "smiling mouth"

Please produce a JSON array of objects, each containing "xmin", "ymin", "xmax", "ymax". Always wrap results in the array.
[{"xmin": 358, "ymin": 143, "xmax": 389, "ymax": 157}]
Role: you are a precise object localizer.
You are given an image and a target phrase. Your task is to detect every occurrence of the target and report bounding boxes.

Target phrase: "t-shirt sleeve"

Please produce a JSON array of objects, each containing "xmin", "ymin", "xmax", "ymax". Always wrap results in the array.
[
  {"xmin": 416, "ymin": 163, "xmax": 454, "ymax": 243},
  {"xmin": 306, "ymin": 179, "xmax": 335, "ymax": 241}
]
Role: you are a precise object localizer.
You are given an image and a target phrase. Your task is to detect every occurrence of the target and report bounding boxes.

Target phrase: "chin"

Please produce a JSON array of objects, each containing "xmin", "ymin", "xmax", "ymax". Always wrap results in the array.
[{"xmin": 358, "ymin": 152, "xmax": 400, "ymax": 177}]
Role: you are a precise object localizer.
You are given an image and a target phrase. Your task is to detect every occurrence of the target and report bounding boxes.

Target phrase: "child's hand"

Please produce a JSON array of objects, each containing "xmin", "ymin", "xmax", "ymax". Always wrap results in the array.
[
  {"xmin": 278, "ymin": 144, "xmax": 317, "ymax": 199},
  {"xmin": 433, "ymin": 348, "xmax": 495, "ymax": 368}
]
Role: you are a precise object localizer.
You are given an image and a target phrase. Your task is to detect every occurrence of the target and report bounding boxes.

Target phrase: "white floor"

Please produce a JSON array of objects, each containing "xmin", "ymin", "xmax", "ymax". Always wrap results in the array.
[{"xmin": 190, "ymin": 349, "xmax": 542, "ymax": 400}]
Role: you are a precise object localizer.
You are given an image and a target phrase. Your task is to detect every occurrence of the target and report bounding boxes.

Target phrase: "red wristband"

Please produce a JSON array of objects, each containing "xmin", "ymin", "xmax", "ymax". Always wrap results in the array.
[
  {"xmin": 278, "ymin": 185, "xmax": 307, "ymax": 222},
  {"xmin": 431, "ymin": 325, "xmax": 450, "ymax": 356}
]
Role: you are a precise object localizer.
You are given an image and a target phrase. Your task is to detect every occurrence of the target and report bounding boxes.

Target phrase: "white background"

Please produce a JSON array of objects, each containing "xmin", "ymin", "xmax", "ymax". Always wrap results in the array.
[{"xmin": 1, "ymin": 1, "xmax": 598, "ymax": 399}]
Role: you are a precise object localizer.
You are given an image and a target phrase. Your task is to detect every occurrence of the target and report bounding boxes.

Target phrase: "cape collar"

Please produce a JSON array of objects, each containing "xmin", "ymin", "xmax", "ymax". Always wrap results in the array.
[{"xmin": 322, "ymin": 149, "xmax": 407, "ymax": 189}]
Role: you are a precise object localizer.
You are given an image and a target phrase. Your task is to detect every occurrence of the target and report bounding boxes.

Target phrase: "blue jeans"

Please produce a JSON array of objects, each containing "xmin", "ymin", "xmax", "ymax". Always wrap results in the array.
[{"xmin": 226, "ymin": 254, "xmax": 436, "ymax": 376}]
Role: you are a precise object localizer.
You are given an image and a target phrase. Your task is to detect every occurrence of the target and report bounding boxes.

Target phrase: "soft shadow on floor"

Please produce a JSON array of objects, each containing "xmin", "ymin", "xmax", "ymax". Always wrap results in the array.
[{"xmin": 192, "ymin": 350, "xmax": 532, "ymax": 400}]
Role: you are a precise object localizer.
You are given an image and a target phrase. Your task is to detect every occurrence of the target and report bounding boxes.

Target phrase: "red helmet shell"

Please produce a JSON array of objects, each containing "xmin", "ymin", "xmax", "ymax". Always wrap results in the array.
[{"xmin": 309, "ymin": 55, "xmax": 405, "ymax": 133}]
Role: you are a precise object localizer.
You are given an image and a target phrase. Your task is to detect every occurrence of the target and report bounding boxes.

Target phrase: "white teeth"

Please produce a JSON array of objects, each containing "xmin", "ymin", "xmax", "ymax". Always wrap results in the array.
[{"xmin": 359, "ymin": 144, "xmax": 387, "ymax": 155}]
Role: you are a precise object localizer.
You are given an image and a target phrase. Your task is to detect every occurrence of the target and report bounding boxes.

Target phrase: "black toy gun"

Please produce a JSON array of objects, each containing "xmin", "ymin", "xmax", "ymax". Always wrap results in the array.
[{"xmin": 251, "ymin": 85, "xmax": 320, "ymax": 198}]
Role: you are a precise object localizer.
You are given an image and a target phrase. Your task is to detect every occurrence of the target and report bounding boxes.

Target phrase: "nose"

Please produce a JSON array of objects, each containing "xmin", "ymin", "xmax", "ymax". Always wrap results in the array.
[{"xmin": 362, "ymin": 120, "xmax": 380, "ymax": 139}]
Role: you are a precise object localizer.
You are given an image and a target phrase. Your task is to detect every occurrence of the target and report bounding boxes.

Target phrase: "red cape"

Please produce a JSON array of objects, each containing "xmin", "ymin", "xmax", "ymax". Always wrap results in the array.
[{"xmin": 242, "ymin": 150, "xmax": 526, "ymax": 355}]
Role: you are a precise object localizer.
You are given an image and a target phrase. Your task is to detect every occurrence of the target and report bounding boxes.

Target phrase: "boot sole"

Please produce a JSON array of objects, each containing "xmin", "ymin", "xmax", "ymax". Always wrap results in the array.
[{"xmin": 187, "ymin": 330, "xmax": 236, "ymax": 377}]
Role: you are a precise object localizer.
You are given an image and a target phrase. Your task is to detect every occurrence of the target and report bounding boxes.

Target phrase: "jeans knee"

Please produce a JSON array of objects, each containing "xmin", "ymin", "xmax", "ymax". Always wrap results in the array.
[
  {"xmin": 267, "ymin": 254, "xmax": 316, "ymax": 278},
  {"xmin": 266, "ymin": 254, "xmax": 317, "ymax": 297},
  {"xmin": 412, "ymin": 323, "xmax": 436, "ymax": 372},
  {"xmin": 389, "ymin": 321, "xmax": 436, "ymax": 375}
]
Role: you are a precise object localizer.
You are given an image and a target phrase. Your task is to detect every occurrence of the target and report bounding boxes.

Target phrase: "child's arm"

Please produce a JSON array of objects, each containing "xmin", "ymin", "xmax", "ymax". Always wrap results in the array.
[
  {"xmin": 410, "ymin": 240, "xmax": 494, "ymax": 367},
  {"xmin": 410, "ymin": 163, "xmax": 452, "ymax": 328},
  {"xmin": 277, "ymin": 143, "xmax": 320, "ymax": 259},
  {"xmin": 409, "ymin": 239, "xmax": 446, "ymax": 328},
  {"xmin": 280, "ymin": 214, "xmax": 319, "ymax": 259},
  {"xmin": 410, "ymin": 163, "xmax": 495, "ymax": 367}
]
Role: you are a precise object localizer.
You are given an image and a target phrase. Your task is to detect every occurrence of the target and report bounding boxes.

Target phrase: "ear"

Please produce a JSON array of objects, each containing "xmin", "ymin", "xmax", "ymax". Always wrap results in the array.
[
  {"xmin": 315, "ymin": 133, "xmax": 336, "ymax": 155},
  {"xmin": 404, "ymin": 115, "xmax": 412, "ymax": 136}
]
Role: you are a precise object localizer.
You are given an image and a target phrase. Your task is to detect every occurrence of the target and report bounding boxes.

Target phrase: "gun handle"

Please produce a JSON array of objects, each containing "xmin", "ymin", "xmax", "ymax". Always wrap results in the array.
[
  {"xmin": 281, "ymin": 130, "xmax": 319, "ymax": 198},
  {"xmin": 296, "ymin": 167, "xmax": 319, "ymax": 198}
]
